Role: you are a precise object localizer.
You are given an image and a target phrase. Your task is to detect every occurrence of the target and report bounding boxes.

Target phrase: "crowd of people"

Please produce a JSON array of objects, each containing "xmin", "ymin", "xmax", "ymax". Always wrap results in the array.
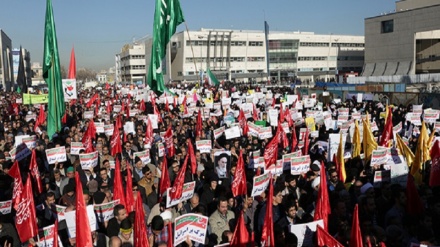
[{"xmin": 0, "ymin": 81, "xmax": 439, "ymax": 247}]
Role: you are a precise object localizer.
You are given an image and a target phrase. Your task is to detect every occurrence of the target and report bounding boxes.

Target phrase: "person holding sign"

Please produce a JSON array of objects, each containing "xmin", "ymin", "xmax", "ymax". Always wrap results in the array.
[{"xmin": 208, "ymin": 196, "xmax": 235, "ymax": 244}]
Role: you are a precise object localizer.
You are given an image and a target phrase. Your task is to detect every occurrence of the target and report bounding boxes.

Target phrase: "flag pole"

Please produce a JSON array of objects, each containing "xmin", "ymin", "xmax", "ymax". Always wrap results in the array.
[{"xmin": 184, "ymin": 22, "xmax": 199, "ymax": 78}]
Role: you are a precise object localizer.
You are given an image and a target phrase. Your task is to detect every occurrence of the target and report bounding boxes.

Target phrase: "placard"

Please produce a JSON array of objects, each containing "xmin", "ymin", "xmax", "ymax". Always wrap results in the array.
[
  {"xmin": 289, "ymin": 220, "xmax": 324, "ymax": 247},
  {"xmin": 94, "ymin": 200, "xmax": 120, "ymax": 223},
  {"xmin": 196, "ymin": 140, "xmax": 212, "ymax": 154},
  {"xmin": 79, "ymin": 151, "xmax": 99, "ymax": 170},
  {"xmin": 213, "ymin": 126, "xmax": 225, "ymax": 139},
  {"xmin": 290, "ymin": 155, "xmax": 311, "ymax": 175},
  {"xmin": 104, "ymin": 124, "xmax": 114, "ymax": 136},
  {"xmin": 174, "ymin": 213, "xmax": 208, "ymax": 246},
  {"xmin": 70, "ymin": 142, "xmax": 83, "ymax": 155},
  {"xmin": 166, "ymin": 181, "xmax": 196, "ymax": 208},
  {"xmin": 258, "ymin": 126, "xmax": 273, "ymax": 140},
  {"xmin": 95, "ymin": 122, "xmax": 105, "ymax": 133},
  {"xmin": 45, "ymin": 147, "xmax": 67, "ymax": 165},
  {"xmin": 224, "ymin": 126, "xmax": 241, "ymax": 140},
  {"xmin": 371, "ymin": 149, "xmax": 387, "ymax": 166},
  {"xmin": 83, "ymin": 111, "xmax": 94, "ymax": 119},
  {"xmin": 251, "ymin": 173, "xmax": 271, "ymax": 197},
  {"xmin": 65, "ymin": 205, "xmax": 97, "ymax": 238},
  {"xmin": 134, "ymin": 150, "xmax": 151, "ymax": 165},
  {"xmin": 0, "ymin": 200, "xmax": 12, "ymax": 215}
]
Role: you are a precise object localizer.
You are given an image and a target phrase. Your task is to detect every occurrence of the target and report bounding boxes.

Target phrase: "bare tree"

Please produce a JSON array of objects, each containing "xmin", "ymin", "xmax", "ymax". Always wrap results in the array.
[{"xmin": 76, "ymin": 68, "xmax": 97, "ymax": 82}]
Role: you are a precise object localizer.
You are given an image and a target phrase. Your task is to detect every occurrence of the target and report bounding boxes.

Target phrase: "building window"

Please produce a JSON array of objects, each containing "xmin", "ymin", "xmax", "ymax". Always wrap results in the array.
[
  {"xmin": 381, "ymin": 20, "xmax": 394, "ymax": 33},
  {"xmin": 177, "ymin": 72, "xmax": 183, "ymax": 76}
]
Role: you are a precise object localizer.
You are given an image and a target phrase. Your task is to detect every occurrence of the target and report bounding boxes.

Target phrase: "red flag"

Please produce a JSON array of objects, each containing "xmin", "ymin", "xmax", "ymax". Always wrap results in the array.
[
  {"xmin": 182, "ymin": 96, "xmax": 188, "ymax": 114},
  {"xmin": 187, "ymin": 139, "xmax": 197, "ymax": 175},
  {"xmin": 134, "ymin": 191, "xmax": 149, "ymax": 247},
  {"xmin": 139, "ymin": 99, "xmax": 146, "ymax": 112},
  {"xmin": 144, "ymin": 116, "xmax": 153, "ymax": 148},
  {"xmin": 196, "ymin": 110, "xmax": 203, "ymax": 137},
  {"xmin": 430, "ymin": 140, "xmax": 440, "ymax": 187},
  {"xmin": 271, "ymin": 98, "xmax": 275, "ymax": 107},
  {"xmin": 164, "ymin": 127, "xmax": 175, "ymax": 157},
  {"xmin": 82, "ymin": 121, "xmax": 96, "ymax": 153},
  {"xmin": 279, "ymin": 104, "xmax": 285, "ymax": 123},
  {"xmin": 379, "ymin": 106, "xmax": 393, "ymax": 146},
  {"xmin": 264, "ymin": 132, "xmax": 279, "ymax": 168},
  {"xmin": 125, "ymin": 99, "xmax": 130, "ymax": 119},
  {"xmin": 350, "ymin": 205, "xmax": 363, "ymax": 247},
  {"xmin": 113, "ymin": 158, "xmax": 126, "ymax": 208},
  {"xmin": 126, "ymin": 166, "xmax": 135, "ymax": 213},
  {"xmin": 159, "ymin": 155, "xmax": 171, "ymax": 198},
  {"xmin": 75, "ymin": 172, "xmax": 92, "ymax": 246},
  {"xmin": 15, "ymin": 176, "xmax": 38, "ymax": 242},
  {"xmin": 238, "ymin": 109, "xmax": 248, "ymax": 136},
  {"xmin": 230, "ymin": 211, "xmax": 250, "ymax": 247},
  {"xmin": 165, "ymin": 97, "xmax": 170, "ymax": 112},
  {"xmin": 67, "ymin": 46, "xmax": 76, "ymax": 79},
  {"xmin": 105, "ymin": 82, "xmax": 110, "ymax": 90},
  {"xmin": 302, "ymin": 128, "xmax": 309, "ymax": 155},
  {"xmin": 232, "ymin": 150, "xmax": 247, "ymax": 197},
  {"xmin": 170, "ymin": 155, "xmax": 188, "ymax": 200},
  {"xmin": 167, "ymin": 223, "xmax": 173, "ymax": 247},
  {"xmin": 29, "ymin": 149, "xmax": 43, "ymax": 194},
  {"xmin": 317, "ymin": 225, "xmax": 343, "ymax": 247},
  {"xmin": 314, "ymin": 161, "xmax": 331, "ymax": 231},
  {"xmin": 406, "ymin": 173, "xmax": 424, "ymax": 215},
  {"xmin": 54, "ymin": 219, "xmax": 59, "ymax": 247},
  {"xmin": 110, "ymin": 123, "xmax": 122, "ymax": 156},
  {"xmin": 9, "ymin": 161, "xmax": 23, "ymax": 210},
  {"xmin": 253, "ymin": 104, "xmax": 258, "ymax": 120},
  {"xmin": 115, "ymin": 115, "xmax": 122, "ymax": 130},
  {"xmin": 291, "ymin": 125, "xmax": 298, "ymax": 151},
  {"xmin": 62, "ymin": 111, "xmax": 67, "ymax": 124},
  {"xmin": 173, "ymin": 96, "xmax": 177, "ymax": 108},
  {"xmin": 285, "ymin": 108, "xmax": 293, "ymax": 127},
  {"xmin": 86, "ymin": 93, "xmax": 98, "ymax": 108},
  {"xmin": 35, "ymin": 104, "xmax": 46, "ymax": 131},
  {"xmin": 261, "ymin": 177, "xmax": 274, "ymax": 247},
  {"xmin": 279, "ymin": 123, "xmax": 289, "ymax": 149},
  {"xmin": 106, "ymin": 102, "xmax": 112, "ymax": 114}
]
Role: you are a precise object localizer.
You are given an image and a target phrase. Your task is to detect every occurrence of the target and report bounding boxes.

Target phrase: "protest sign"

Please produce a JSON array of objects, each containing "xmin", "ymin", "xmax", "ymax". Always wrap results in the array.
[
  {"xmin": 104, "ymin": 124, "xmax": 114, "ymax": 136},
  {"xmin": 94, "ymin": 200, "xmax": 120, "ymax": 223},
  {"xmin": 95, "ymin": 122, "xmax": 105, "ymax": 133},
  {"xmin": 134, "ymin": 150, "xmax": 151, "ymax": 165},
  {"xmin": 258, "ymin": 126, "xmax": 273, "ymax": 140},
  {"xmin": 371, "ymin": 149, "xmax": 388, "ymax": 166},
  {"xmin": 196, "ymin": 140, "xmax": 212, "ymax": 154},
  {"xmin": 79, "ymin": 151, "xmax": 99, "ymax": 170},
  {"xmin": 56, "ymin": 205, "xmax": 66, "ymax": 222},
  {"xmin": 70, "ymin": 142, "xmax": 83, "ymax": 155},
  {"xmin": 45, "ymin": 147, "xmax": 67, "ymax": 165},
  {"xmin": 289, "ymin": 220, "xmax": 324, "ymax": 247},
  {"xmin": 291, "ymin": 155, "xmax": 311, "ymax": 175},
  {"xmin": 0, "ymin": 200, "xmax": 12, "ymax": 215},
  {"xmin": 65, "ymin": 205, "xmax": 97, "ymax": 238},
  {"xmin": 167, "ymin": 182, "xmax": 196, "ymax": 208},
  {"xmin": 225, "ymin": 126, "xmax": 241, "ymax": 140},
  {"xmin": 251, "ymin": 173, "xmax": 271, "ymax": 197},
  {"xmin": 174, "ymin": 213, "xmax": 208, "ymax": 246},
  {"xmin": 36, "ymin": 224, "xmax": 64, "ymax": 247}
]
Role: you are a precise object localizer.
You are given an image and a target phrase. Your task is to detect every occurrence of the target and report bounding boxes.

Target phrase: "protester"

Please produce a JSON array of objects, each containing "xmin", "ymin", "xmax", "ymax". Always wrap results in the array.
[{"xmin": 1, "ymin": 82, "xmax": 440, "ymax": 247}]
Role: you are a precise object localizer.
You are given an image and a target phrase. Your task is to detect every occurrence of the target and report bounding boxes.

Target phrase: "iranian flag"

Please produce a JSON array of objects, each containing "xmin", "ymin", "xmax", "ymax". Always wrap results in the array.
[{"xmin": 206, "ymin": 68, "xmax": 220, "ymax": 86}]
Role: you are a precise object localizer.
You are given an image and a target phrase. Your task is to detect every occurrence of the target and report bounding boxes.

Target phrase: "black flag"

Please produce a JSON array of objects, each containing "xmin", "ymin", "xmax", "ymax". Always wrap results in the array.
[{"xmin": 17, "ymin": 46, "xmax": 27, "ymax": 93}]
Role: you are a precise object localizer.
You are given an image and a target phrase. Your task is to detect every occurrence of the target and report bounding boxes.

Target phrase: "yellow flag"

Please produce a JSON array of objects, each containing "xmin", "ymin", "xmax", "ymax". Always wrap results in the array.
[
  {"xmin": 396, "ymin": 134, "xmax": 414, "ymax": 167},
  {"xmin": 337, "ymin": 132, "xmax": 346, "ymax": 183},
  {"xmin": 362, "ymin": 114, "xmax": 378, "ymax": 161},
  {"xmin": 352, "ymin": 120, "xmax": 361, "ymax": 158},
  {"xmin": 411, "ymin": 121, "xmax": 429, "ymax": 184}
]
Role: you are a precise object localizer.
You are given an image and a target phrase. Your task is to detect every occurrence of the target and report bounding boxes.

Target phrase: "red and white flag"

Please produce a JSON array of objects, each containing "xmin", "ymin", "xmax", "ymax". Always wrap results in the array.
[
  {"xmin": 29, "ymin": 149, "xmax": 43, "ymax": 194},
  {"xmin": 75, "ymin": 173, "xmax": 92, "ymax": 246},
  {"xmin": 232, "ymin": 150, "xmax": 247, "ymax": 197}
]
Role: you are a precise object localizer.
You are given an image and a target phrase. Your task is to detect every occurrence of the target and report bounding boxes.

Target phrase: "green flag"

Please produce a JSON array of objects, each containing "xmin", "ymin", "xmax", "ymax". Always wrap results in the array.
[
  {"xmin": 43, "ymin": 0, "xmax": 65, "ymax": 139},
  {"xmin": 206, "ymin": 68, "xmax": 220, "ymax": 86},
  {"xmin": 147, "ymin": 0, "xmax": 185, "ymax": 96}
]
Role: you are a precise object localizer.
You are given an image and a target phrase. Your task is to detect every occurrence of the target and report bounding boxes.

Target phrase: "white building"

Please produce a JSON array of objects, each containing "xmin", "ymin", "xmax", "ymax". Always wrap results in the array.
[
  {"xmin": 116, "ymin": 36, "xmax": 149, "ymax": 84},
  {"xmin": 120, "ymin": 29, "xmax": 365, "ymax": 84}
]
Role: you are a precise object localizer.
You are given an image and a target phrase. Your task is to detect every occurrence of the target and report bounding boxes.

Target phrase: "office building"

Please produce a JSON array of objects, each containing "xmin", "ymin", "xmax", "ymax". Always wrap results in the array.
[{"xmin": 0, "ymin": 29, "xmax": 13, "ymax": 90}]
